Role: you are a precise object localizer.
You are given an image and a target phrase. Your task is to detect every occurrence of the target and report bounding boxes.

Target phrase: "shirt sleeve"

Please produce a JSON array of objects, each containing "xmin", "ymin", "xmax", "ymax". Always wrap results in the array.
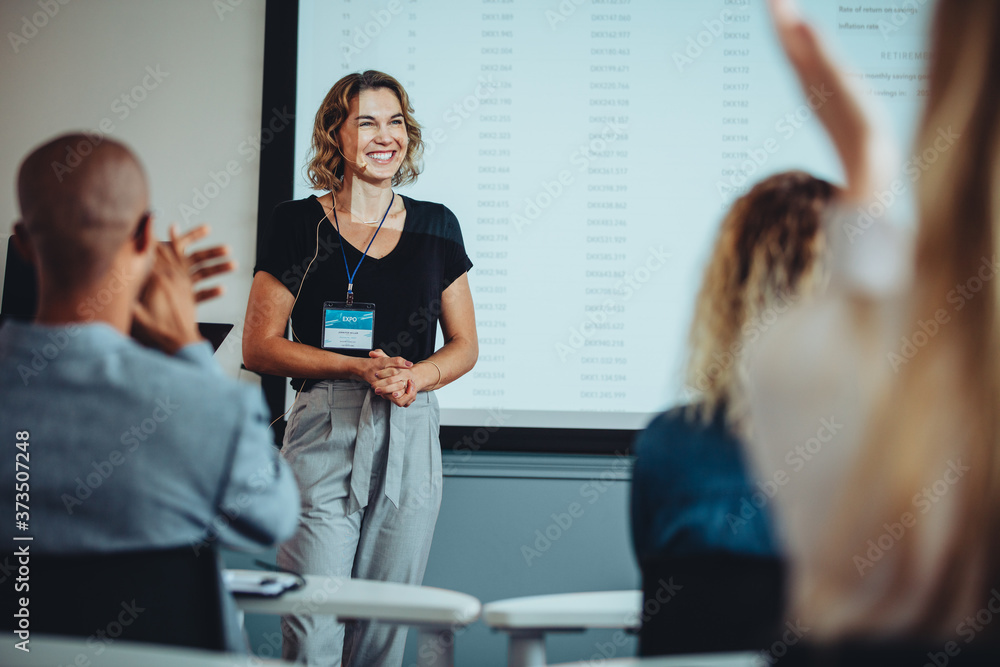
[
  {"xmin": 253, "ymin": 201, "xmax": 312, "ymax": 296},
  {"xmin": 172, "ymin": 341, "xmax": 222, "ymax": 374},
  {"xmin": 210, "ymin": 385, "xmax": 301, "ymax": 551},
  {"xmin": 440, "ymin": 206, "xmax": 473, "ymax": 287},
  {"xmin": 744, "ymin": 203, "xmax": 913, "ymax": 560}
]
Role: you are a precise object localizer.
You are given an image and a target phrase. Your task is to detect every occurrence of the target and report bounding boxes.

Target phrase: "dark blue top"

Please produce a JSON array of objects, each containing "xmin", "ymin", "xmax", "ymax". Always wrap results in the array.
[{"xmin": 630, "ymin": 404, "xmax": 778, "ymax": 564}]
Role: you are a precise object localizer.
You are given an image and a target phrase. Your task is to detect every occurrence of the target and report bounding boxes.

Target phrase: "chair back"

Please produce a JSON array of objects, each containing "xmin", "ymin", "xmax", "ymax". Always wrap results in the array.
[
  {"xmin": 639, "ymin": 552, "xmax": 786, "ymax": 656},
  {"xmin": 2, "ymin": 545, "xmax": 228, "ymax": 651}
]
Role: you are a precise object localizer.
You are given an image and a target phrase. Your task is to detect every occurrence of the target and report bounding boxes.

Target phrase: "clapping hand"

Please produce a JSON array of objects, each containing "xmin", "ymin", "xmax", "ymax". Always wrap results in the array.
[{"xmin": 132, "ymin": 224, "xmax": 235, "ymax": 354}]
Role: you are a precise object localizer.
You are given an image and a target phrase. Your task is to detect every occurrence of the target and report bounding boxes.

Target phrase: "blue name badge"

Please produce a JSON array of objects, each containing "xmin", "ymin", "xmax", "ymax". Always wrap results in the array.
[{"xmin": 321, "ymin": 301, "xmax": 375, "ymax": 351}]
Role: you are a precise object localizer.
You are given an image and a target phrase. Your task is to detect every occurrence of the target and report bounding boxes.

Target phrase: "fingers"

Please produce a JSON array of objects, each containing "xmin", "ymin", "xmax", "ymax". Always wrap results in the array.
[
  {"xmin": 373, "ymin": 375, "xmax": 408, "ymax": 397},
  {"xmin": 401, "ymin": 379, "xmax": 417, "ymax": 406},
  {"xmin": 383, "ymin": 355, "xmax": 413, "ymax": 368},
  {"xmin": 367, "ymin": 350, "xmax": 413, "ymax": 368},
  {"xmin": 391, "ymin": 380, "xmax": 417, "ymax": 407},
  {"xmin": 194, "ymin": 286, "xmax": 225, "ymax": 303},
  {"xmin": 191, "ymin": 260, "xmax": 236, "ymax": 283},
  {"xmin": 188, "ymin": 245, "xmax": 231, "ymax": 266},
  {"xmin": 766, "ymin": 0, "xmax": 887, "ymax": 200},
  {"xmin": 131, "ymin": 302, "xmax": 154, "ymax": 330},
  {"xmin": 173, "ymin": 224, "xmax": 211, "ymax": 254}
]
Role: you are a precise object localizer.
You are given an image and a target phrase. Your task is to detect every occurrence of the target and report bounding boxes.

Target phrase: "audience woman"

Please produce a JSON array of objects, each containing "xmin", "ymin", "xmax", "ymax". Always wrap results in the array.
[
  {"xmin": 747, "ymin": 0, "xmax": 1000, "ymax": 642},
  {"xmin": 630, "ymin": 169, "xmax": 838, "ymax": 653}
]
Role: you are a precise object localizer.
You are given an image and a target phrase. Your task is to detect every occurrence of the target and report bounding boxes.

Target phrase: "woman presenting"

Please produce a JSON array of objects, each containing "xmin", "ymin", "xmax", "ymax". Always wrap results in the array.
[{"xmin": 243, "ymin": 70, "xmax": 477, "ymax": 666}]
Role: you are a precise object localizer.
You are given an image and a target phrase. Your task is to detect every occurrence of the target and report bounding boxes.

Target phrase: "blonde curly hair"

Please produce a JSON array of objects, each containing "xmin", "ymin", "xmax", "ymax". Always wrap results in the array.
[
  {"xmin": 307, "ymin": 70, "xmax": 423, "ymax": 192},
  {"xmin": 686, "ymin": 170, "xmax": 838, "ymax": 436}
]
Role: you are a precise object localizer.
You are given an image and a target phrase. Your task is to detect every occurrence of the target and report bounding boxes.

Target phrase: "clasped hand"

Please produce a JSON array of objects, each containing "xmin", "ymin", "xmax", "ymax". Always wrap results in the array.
[{"xmin": 362, "ymin": 350, "xmax": 423, "ymax": 408}]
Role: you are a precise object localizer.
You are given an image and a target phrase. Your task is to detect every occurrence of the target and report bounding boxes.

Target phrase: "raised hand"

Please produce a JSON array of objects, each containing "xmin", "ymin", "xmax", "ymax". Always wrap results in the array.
[{"xmin": 768, "ymin": 0, "xmax": 896, "ymax": 202}]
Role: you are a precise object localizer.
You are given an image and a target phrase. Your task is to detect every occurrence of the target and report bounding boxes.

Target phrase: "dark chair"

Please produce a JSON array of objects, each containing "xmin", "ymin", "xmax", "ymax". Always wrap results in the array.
[
  {"xmin": 2, "ymin": 545, "xmax": 228, "ymax": 651},
  {"xmin": 638, "ymin": 552, "xmax": 786, "ymax": 656},
  {"xmin": 782, "ymin": 640, "xmax": 1000, "ymax": 666}
]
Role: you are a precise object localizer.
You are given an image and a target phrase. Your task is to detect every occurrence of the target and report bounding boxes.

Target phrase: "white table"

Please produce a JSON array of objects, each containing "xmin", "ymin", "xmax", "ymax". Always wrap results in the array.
[
  {"xmin": 549, "ymin": 654, "xmax": 764, "ymax": 667},
  {"xmin": 231, "ymin": 571, "xmax": 481, "ymax": 667},
  {"xmin": 483, "ymin": 590, "xmax": 643, "ymax": 667},
  {"xmin": 0, "ymin": 634, "xmax": 291, "ymax": 666}
]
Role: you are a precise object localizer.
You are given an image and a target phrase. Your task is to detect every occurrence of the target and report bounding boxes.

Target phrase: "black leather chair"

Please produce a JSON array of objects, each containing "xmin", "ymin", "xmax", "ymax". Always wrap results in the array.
[
  {"xmin": 2, "ymin": 545, "xmax": 228, "ymax": 651},
  {"xmin": 638, "ymin": 552, "xmax": 786, "ymax": 656}
]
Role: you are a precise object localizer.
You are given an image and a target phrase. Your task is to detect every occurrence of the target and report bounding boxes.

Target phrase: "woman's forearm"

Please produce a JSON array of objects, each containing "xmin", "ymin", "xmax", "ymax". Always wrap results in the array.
[
  {"xmin": 417, "ymin": 334, "xmax": 479, "ymax": 391},
  {"xmin": 244, "ymin": 335, "xmax": 363, "ymax": 380}
]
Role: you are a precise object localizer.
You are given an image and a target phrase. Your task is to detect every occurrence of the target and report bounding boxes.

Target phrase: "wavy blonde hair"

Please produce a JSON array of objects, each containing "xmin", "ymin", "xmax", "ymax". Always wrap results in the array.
[
  {"xmin": 802, "ymin": 0, "xmax": 1000, "ymax": 639},
  {"xmin": 307, "ymin": 70, "xmax": 423, "ymax": 192},
  {"xmin": 687, "ymin": 171, "xmax": 837, "ymax": 436}
]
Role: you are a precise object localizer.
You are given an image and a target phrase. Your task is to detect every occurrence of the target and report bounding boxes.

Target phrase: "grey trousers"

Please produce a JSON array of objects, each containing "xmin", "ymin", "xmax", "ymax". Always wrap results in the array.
[{"xmin": 277, "ymin": 380, "xmax": 443, "ymax": 667}]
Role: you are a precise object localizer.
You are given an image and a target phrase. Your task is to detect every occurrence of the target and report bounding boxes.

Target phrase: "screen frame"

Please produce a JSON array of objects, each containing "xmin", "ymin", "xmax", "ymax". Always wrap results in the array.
[{"xmin": 255, "ymin": 0, "xmax": 641, "ymax": 455}]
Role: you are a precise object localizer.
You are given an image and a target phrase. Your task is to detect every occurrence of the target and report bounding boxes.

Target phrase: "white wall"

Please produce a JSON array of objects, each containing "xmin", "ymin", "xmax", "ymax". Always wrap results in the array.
[{"xmin": 0, "ymin": 0, "xmax": 268, "ymax": 376}]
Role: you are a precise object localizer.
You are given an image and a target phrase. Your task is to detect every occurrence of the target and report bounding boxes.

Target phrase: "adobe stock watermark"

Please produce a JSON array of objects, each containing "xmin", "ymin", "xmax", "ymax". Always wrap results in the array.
[
  {"xmin": 578, "ymin": 578, "xmax": 683, "ymax": 665},
  {"xmin": 759, "ymin": 620, "xmax": 811, "ymax": 664},
  {"xmin": 556, "ymin": 245, "xmax": 671, "ymax": 362},
  {"xmin": 727, "ymin": 416, "xmax": 842, "ymax": 535},
  {"xmin": 213, "ymin": 0, "xmax": 246, "ymax": 21},
  {"xmin": 876, "ymin": 0, "xmax": 932, "ymax": 40},
  {"xmin": 33, "ymin": 600, "xmax": 147, "ymax": 660},
  {"xmin": 340, "ymin": 0, "xmax": 405, "ymax": 63},
  {"xmin": 406, "ymin": 609, "xmax": 472, "ymax": 667},
  {"xmin": 685, "ymin": 292, "xmax": 800, "ymax": 397},
  {"xmin": 221, "ymin": 227, "xmax": 344, "ymax": 358},
  {"xmin": 924, "ymin": 588, "xmax": 1000, "ymax": 667},
  {"xmin": 672, "ymin": 5, "xmax": 751, "ymax": 73},
  {"xmin": 520, "ymin": 451, "xmax": 631, "ymax": 566},
  {"xmin": 511, "ymin": 120, "xmax": 629, "ymax": 234},
  {"xmin": 49, "ymin": 65, "xmax": 170, "ymax": 182},
  {"xmin": 16, "ymin": 264, "xmax": 147, "ymax": 385},
  {"xmin": 444, "ymin": 408, "xmax": 509, "ymax": 470},
  {"xmin": 545, "ymin": 0, "xmax": 585, "ymax": 29},
  {"xmin": 422, "ymin": 75, "xmax": 501, "ymax": 158},
  {"xmin": 887, "ymin": 253, "xmax": 998, "ymax": 373},
  {"xmin": 60, "ymin": 397, "xmax": 181, "ymax": 514},
  {"xmin": 191, "ymin": 455, "xmax": 296, "ymax": 555},
  {"xmin": 404, "ymin": 408, "xmax": 511, "ymax": 515},
  {"xmin": 178, "ymin": 106, "xmax": 293, "ymax": 224},
  {"xmin": 7, "ymin": 0, "xmax": 72, "ymax": 53},
  {"xmin": 842, "ymin": 125, "xmax": 960, "ymax": 244},
  {"xmin": 853, "ymin": 459, "xmax": 969, "ymax": 577},
  {"xmin": 716, "ymin": 84, "xmax": 834, "ymax": 203}
]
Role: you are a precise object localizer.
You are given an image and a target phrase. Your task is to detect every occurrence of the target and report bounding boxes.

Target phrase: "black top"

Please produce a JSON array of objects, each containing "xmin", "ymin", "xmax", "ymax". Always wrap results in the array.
[{"xmin": 254, "ymin": 194, "xmax": 472, "ymax": 390}]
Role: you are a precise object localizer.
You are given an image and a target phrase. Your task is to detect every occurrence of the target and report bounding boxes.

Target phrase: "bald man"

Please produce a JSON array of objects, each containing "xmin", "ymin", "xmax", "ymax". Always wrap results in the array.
[{"xmin": 0, "ymin": 134, "xmax": 299, "ymax": 651}]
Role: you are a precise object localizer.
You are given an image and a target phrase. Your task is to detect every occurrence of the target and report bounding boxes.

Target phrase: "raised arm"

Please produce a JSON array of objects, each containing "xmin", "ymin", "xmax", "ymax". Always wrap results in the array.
[{"xmin": 769, "ymin": 0, "xmax": 896, "ymax": 203}]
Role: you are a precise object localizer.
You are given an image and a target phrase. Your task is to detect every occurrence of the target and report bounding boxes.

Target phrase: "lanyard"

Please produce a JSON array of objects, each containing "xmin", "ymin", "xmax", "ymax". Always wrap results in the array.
[{"xmin": 331, "ymin": 191, "xmax": 395, "ymax": 305}]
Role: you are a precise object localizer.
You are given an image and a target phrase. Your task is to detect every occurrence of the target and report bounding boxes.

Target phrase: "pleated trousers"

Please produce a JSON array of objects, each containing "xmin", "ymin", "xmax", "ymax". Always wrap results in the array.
[{"xmin": 278, "ymin": 380, "xmax": 443, "ymax": 667}]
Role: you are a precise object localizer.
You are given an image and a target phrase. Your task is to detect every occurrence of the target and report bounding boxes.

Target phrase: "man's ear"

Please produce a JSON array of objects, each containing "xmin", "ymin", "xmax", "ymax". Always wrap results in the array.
[
  {"xmin": 12, "ymin": 221, "xmax": 36, "ymax": 266},
  {"xmin": 133, "ymin": 213, "xmax": 154, "ymax": 255}
]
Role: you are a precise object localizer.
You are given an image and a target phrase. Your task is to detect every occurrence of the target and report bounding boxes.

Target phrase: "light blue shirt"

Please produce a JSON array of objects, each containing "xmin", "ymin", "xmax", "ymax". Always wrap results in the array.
[{"xmin": 0, "ymin": 319, "xmax": 300, "ymax": 650}]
